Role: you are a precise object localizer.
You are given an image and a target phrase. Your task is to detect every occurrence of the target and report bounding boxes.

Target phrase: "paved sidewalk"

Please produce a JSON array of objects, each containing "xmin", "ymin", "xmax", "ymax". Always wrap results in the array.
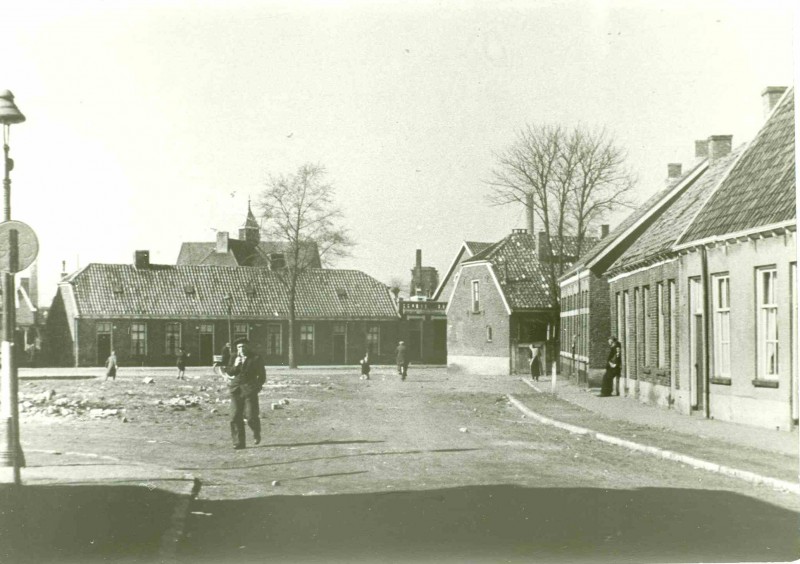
[
  {"xmin": 0, "ymin": 449, "xmax": 199, "ymax": 564},
  {"xmin": 545, "ymin": 377, "xmax": 798, "ymax": 458}
]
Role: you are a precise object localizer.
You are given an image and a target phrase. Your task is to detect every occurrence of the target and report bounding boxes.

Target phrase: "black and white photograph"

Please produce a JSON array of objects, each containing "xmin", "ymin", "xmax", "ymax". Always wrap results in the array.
[{"xmin": 0, "ymin": 1, "xmax": 798, "ymax": 562}]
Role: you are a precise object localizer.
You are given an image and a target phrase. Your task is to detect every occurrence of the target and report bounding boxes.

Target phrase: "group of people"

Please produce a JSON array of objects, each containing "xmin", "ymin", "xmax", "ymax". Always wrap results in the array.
[{"xmin": 526, "ymin": 337, "xmax": 622, "ymax": 398}]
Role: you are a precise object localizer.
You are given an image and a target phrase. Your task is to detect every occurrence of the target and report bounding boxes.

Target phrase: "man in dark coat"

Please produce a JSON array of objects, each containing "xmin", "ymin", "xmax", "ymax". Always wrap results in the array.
[
  {"xmin": 396, "ymin": 341, "xmax": 408, "ymax": 381},
  {"xmin": 600, "ymin": 337, "xmax": 622, "ymax": 397},
  {"xmin": 226, "ymin": 338, "xmax": 266, "ymax": 449}
]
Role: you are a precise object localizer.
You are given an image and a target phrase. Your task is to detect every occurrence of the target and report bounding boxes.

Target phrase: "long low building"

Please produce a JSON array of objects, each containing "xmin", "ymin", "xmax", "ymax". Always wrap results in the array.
[{"xmin": 45, "ymin": 251, "xmax": 402, "ymax": 367}]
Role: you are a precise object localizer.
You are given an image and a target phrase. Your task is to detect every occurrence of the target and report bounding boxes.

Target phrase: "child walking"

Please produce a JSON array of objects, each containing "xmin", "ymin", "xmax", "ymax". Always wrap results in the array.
[{"xmin": 359, "ymin": 352, "xmax": 371, "ymax": 380}]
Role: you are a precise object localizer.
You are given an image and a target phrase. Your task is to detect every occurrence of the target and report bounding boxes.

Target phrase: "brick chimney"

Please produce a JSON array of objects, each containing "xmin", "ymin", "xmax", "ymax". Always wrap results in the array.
[
  {"xmin": 537, "ymin": 230, "xmax": 551, "ymax": 261},
  {"xmin": 707, "ymin": 135, "xmax": 732, "ymax": 161},
  {"xmin": 762, "ymin": 86, "xmax": 787, "ymax": 118},
  {"xmin": 60, "ymin": 260, "xmax": 68, "ymax": 281},
  {"xmin": 694, "ymin": 140, "xmax": 708, "ymax": 159},
  {"xmin": 600, "ymin": 224, "xmax": 610, "ymax": 238},
  {"xmin": 416, "ymin": 249, "xmax": 422, "ymax": 269},
  {"xmin": 216, "ymin": 231, "xmax": 229, "ymax": 253},
  {"xmin": 134, "ymin": 250, "xmax": 150, "ymax": 269},
  {"xmin": 666, "ymin": 163, "xmax": 683, "ymax": 186}
]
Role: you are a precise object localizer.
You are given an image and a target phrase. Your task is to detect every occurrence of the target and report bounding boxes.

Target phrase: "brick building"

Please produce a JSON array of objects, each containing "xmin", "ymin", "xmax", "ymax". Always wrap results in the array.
[
  {"xmin": 45, "ymin": 252, "xmax": 400, "ymax": 367},
  {"xmin": 433, "ymin": 241, "xmax": 492, "ymax": 303},
  {"xmin": 563, "ymin": 86, "xmax": 797, "ymax": 431},
  {"xmin": 447, "ymin": 229, "xmax": 591, "ymax": 375}
]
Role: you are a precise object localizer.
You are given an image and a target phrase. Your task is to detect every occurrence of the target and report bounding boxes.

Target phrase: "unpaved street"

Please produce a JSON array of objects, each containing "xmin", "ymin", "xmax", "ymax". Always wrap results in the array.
[{"xmin": 15, "ymin": 366, "xmax": 800, "ymax": 563}]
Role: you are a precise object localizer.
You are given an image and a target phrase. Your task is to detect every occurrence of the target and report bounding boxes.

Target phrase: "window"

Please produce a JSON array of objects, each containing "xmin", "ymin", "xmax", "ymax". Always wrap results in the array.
[
  {"xmin": 300, "ymin": 324, "xmax": 315, "ymax": 356},
  {"xmin": 233, "ymin": 323, "xmax": 249, "ymax": 343},
  {"xmin": 712, "ymin": 274, "xmax": 731, "ymax": 378},
  {"xmin": 471, "ymin": 281, "xmax": 480, "ymax": 313},
  {"xmin": 165, "ymin": 322, "xmax": 181, "ymax": 356},
  {"xmin": 757, "ymin": 267, "xmax": 778, "ymax": 379},
  {"xmin": 657, "ymin": 283, "xmax": 665, "ymax": 368},
  {"xmin": 266, "ymin": 324, "xmax": 282, "ymax": 356},
  {"xmin": 669, "ymin": 280, "xmax": 676, "ymax": 377},
  {"xmin": 643, "ymin": 286, "xmax": 651, "ymax": 365},
  {"xmin": 366, "ymin": 324, "xmax": 380, "ymax": 355},
  {"xmin": 131, "ymin": 323, "xmax": 147, "ymax": 356},
  {"xmin": 486, "ymin": 326, "xmax": 493, "ymax": 342},
  {"xmin": 616, "ymin": 293, "xmax": 622, "ymax": 341},
  {"xmin": 623, "ymin": 291, "xmax": 630, "ymax": 379},
  {"xmin": 97, "ymin": 322, "xmax": 112, "ymax": 334}
]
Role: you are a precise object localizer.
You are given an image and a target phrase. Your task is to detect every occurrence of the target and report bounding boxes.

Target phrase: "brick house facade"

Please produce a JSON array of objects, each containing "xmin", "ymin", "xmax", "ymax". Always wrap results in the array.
[{"xmin": 45, "ymin": 257, "xmax": 401, "ymax": 368}]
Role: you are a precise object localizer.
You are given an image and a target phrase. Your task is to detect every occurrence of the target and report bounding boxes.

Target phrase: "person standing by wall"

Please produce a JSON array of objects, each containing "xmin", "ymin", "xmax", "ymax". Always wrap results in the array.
[
  {"xmin": 600, "ymin": 337, "xmax": 621, "ymax": 397},
  {"xmin": 529, "ymin": 344, "xmax": 542, "ymax": 382},
  {"xmin": 360, "ymin": 351, "xmax": 371, "ymax": 380},
  {"xmin": 226, "ymin": 338, "xmax": 266, "ymax": 450}
]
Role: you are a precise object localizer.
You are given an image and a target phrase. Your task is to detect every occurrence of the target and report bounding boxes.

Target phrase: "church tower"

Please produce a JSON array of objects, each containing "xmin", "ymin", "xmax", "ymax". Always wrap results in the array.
[{"xmin": 239, "ymin": 200, "xmax": 260, "ymax": 245}]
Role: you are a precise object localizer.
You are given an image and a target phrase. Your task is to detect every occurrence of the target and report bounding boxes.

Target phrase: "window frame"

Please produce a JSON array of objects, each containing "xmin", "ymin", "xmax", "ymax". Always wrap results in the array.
[
  {"xmin": 711, "ymin": 273, "xmax": 731, "ymax": 378},
  {"xmin": 266, "ymin": 323, "xmax": 282, "ymax": 356},
  {"xmin": 300, "ymin": 323, "xmax": 315, "ymax": 356},
  {"xmin": 131, "ymin": 322, "xmax": 147, "ymax": 356},
  {"xmin": 471, "ymin": 280, "xmax": 480, "ymax": 314},
  {"xmin": 756, "ymin": 266, "xmax": 779, "ymax": 380},
  {"xmin": 366, "ymin": 324, "xmax": 380, "ymax": 355},
  {"xmin": 165, "ymin": 322, "xmax": 182, "ymax": 357}
]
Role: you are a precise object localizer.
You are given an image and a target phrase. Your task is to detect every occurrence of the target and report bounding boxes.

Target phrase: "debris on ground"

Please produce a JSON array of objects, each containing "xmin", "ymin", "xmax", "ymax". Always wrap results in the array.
[
  {"xmin": 459, "ymin": 427, "xmax": 469, "ymax": 433},
  {"xmin": 271, "ymin": 403, "xmax": 283, "ymax": 410},
  {"xmin": 142, "ymin": 377, "xmax": 155, "ymax": 384}
]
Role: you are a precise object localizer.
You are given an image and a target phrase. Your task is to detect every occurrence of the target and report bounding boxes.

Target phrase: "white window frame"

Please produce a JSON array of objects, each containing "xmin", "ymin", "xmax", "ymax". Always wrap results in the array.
[
  {"xmin": 656, "ymin": 283, "xmax": 665, "ymax": 368},
  {"xmin": 300, "ymin": 323, "xmax": 315, "ymax": 356},
  {"xmin": 669, "ymin": 280, "xmax": 676, "ymax": 374},
  {"xmin": 165, "ymin": 322, "xmax": 182, "ymax": 356},
  {"xmin": 366, "ymin": 324, "xmax": 380, "ymax": 355},
  {"xmin": 711, "ymin": 274, "xmax": 731, "ymax": 378},
  {"xmin": 471, "ymin": 280, "xmax": 480, "ymax": 313},
  {"xmin": 131, "ymin": 322, "xmax": 147, "ymax": 356},
  {"xmin": 266, "ymin": 324, "xmax": 282, "ymax": 356},
  {"xmin": 233, "ymin": 323, "xmax": 249, "ymax": 343},
  {"xmin": 643, "ymin": 286, "xmax": 651, "ymax": 366},
  {"xmin": 756, "ymin": 266, "xmax": 779, "ymax": 379}
]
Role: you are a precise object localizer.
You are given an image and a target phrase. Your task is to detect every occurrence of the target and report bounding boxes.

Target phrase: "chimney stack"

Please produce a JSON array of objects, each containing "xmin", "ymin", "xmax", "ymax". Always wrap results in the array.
[
  {"xmin": 134, "ymin": 250, "xmax": 150, "ymax": 269},
  {"xmin": 762, "ymin": 86, "xmax": 787, "ymax": 118},
  {"xmin": 666, "ymin": 163, "xmax": 683, "ymax": 187},
  {"xmin": 416, "ymin": 249, "xmax": 422, "ymax": 269},
  {"xmin": 600, "ymin": 224, "xmax": 610, "ymax": 238},
  {"xmin": 60, "ymin": 260, "xmax": 68, "ymax": 281},
  {"xmin": 707, "ymin": 135, "xmax": 732, "ymax": 161},
  {"xmin": 694, "ymin": 140, "xmax": 709, "ymax": 159},
  {"xmin": 216, "ymin": 231, "xmax": 229, "ymax": 253}
]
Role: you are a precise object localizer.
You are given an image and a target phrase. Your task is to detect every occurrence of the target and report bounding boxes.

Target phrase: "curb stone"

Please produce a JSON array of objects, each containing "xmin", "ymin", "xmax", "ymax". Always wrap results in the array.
[
  {"xmin": 507, "ymin": 394, "xmax": 800, "ymax": 496},
  {"xmin": 158, "ymin": 476, "xmax": 202, "ymax": 563}
]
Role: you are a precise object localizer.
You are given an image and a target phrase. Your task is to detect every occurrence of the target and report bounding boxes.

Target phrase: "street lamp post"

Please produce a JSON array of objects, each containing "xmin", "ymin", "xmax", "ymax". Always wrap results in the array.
[{"xmin": 0, "ymin": 90, "xmax": 26, "ymax": 485}]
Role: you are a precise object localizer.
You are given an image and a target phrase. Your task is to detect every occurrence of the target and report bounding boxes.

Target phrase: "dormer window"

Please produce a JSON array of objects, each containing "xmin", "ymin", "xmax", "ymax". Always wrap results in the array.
[{"xmin": 269, "ymin": 253, "xmax": 286, "ymax": 270}]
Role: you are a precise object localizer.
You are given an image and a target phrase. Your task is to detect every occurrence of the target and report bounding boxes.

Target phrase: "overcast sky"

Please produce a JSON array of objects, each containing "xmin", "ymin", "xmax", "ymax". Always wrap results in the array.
[{"xmin": 0, "ymin": 0, "xmax": 795, "ymax": 305}]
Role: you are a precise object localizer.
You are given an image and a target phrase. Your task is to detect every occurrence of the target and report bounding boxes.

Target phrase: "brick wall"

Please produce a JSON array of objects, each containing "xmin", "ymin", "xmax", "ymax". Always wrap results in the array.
[
  {"xmin": 609, "ymin": 260, "xmax": 680, "ymax": 396},
  {"xmin": 447, "ymin": 263, "xmax": 511, "ymax": 365},
  {"xmin": 559, "ymin": 271, "xmax": 610, "ymax": 384}
]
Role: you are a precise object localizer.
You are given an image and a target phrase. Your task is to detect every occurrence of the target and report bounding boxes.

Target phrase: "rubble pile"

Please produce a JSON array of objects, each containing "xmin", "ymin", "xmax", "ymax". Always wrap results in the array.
[{"xmin": 18, "ymin": 389, "xmax": 124, "ymax": 420}]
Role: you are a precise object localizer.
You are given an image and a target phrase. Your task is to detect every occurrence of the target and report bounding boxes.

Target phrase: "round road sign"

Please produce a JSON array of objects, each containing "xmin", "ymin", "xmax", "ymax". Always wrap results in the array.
[{"xmin": 0, "ymin": 220, "xmax": 39, "ymax": 273}]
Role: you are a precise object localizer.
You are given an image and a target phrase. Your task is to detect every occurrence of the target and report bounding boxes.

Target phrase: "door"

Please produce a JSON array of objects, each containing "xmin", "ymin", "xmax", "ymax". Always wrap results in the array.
[
  {"xmin": 409, "ymin": 328, "xmax": 422, "ymax": 362},
  {"xmin": 332, "ymin": 333, "xmax": 346, "ymax": 364},
  {"xmin": 97, "ymin": 334, "xmax": 111, "ymax": 366},
  {"xmin": 199, "ymin": 333, "xmax": 214, "ymax": 365},
  {"xmin": 694, "ymin": 315, "xmax": 705, "ymax": 410}
]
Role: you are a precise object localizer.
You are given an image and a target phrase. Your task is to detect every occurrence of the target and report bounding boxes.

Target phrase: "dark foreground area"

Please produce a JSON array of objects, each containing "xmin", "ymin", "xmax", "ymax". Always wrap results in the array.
[
  {"xmin": 180, "ymin": 485, "xmax": 800, "ymax": 564},
  {"xmin": 0, "ymin": 484, "xmax": 177, "ymax": 564}
]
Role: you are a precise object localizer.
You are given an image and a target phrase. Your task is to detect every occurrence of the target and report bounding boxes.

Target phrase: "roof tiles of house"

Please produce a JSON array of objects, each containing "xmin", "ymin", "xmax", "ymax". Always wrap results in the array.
[
  {"xmin": 464, "ymin": 241, "xmax": 493, "ymax": 256},
  {"xmin": 62, "ymin": 264, "xmax": 398, "ymax": 320},
  {"xmin": 463, "ymin": 232, "xmax": 555, "ymax": 310},
  {"xmin": 560, "ymin": 160, "xmax": 707, "ymax": 279},
  {"xmin": 679, "ymin": 88, "xmax": 796, "ymax": 244},
  {"xmin": 609, "ymin": 146, "xmax": 744, "ymax": 274}
]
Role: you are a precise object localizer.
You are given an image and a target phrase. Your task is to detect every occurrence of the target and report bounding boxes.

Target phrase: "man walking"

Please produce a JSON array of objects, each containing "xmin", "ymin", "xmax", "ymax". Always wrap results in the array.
[
  {"xmin": 226, "ymin": 338, "xmax": 266, "ymax": 450},
  {"xmin": 396, "ymin": 340, "xmax": 408, "ymax": 381}
]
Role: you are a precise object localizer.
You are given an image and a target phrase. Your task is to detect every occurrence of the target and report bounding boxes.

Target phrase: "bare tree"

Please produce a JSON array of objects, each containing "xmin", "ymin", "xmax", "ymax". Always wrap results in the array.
[
  {"xmin": 258, "ymin": 163, "xmax": 354, "ymax": 368},
  {"xmin": 388, "ymin": 276, "xmax": 404, "ymax": 303},
  {"xmin": 486, "ymin": 123, "xmax": 636, "ymax": 305}
]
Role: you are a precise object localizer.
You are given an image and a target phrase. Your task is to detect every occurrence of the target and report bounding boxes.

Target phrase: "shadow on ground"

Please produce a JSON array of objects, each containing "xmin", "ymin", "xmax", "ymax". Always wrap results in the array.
[
  {"xmin": 180, "ymin": 485, "xmax": 800, "ymax": 564},
  {"xmin": 0, "ymin": 484, "xmax": 178, "ymax": 564}
]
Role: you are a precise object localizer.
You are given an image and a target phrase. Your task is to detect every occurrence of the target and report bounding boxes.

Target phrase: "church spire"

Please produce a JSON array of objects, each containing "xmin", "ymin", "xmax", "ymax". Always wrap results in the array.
[{"xmin": 239, "ymin": 198, "xmax": 260, "ymax": 244}]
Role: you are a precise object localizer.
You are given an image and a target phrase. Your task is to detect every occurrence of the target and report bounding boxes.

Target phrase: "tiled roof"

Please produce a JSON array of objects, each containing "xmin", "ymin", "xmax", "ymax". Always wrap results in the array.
[
  {"xmin": 464, "ymin": 241, "xmax": 493, "ymax": 256},
  {"xmin": 463, "ymin": 232, "xmax": 555, "ymax": 310},
  {"xmin": 176, "ymin": 239, "xmax": 321, "ymax": 268},
  {"xmin": 62, "ymin": 264, "xmax": 398, "ymax": 320},
  {"xmin": 609, "ymin": 146, "xmax": 744, "ymax": 273},
  {"xmin": 680, "ymin": 89, "xmax": 796, "ymax": 243},
  {"xmin": 560, "ymin": 161, "xmax": 706, "ymax": 279}
]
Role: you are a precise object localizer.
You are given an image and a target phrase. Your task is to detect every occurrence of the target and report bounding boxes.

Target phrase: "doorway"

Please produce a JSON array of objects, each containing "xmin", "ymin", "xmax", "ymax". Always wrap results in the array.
[
  {"xmin": 199, "ymin": 332, "xmax": 214, "ymax": 365},
  {"xmin": 332, "ymin": 324, "xmax": 346, "ymax": 364},
  {"xmin": 97, "ymin": 334, "xmax": 112, "ymax": 366}
]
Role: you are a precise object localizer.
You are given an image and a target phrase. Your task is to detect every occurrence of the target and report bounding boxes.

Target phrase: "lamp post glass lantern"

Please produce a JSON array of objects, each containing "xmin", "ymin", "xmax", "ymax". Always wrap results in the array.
[{"xmin": 0, "ymin": 89, "xmax": 26, "ymax": 485}]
